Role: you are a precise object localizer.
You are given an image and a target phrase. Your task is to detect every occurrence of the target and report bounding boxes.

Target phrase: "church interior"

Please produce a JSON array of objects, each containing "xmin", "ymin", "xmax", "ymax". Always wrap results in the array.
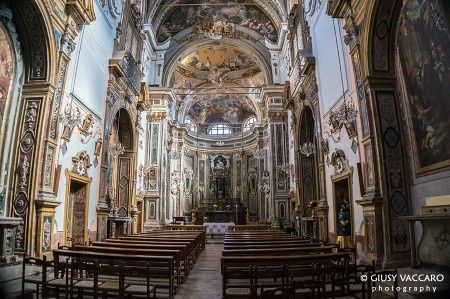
[{"xmin": 0, "ymin": 0, "xmax": 449, "ymax": 298}]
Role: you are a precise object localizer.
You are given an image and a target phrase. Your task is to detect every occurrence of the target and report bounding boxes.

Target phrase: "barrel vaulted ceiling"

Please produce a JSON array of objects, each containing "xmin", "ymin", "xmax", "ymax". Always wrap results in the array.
[{"xmin": 143, "ymin": 0, "xmax": 288, "ymax": 128}]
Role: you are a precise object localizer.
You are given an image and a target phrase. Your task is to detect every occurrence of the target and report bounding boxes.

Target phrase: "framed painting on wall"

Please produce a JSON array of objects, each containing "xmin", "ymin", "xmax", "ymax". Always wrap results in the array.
[{"xmin": 397, "ymin": 0, "xmax": 450, "ymax": 175}]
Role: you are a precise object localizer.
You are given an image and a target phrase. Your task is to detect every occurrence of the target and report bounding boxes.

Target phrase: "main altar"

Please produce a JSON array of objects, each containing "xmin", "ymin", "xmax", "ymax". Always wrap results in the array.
[{"xmin": 191, "ymin": 154, "xmax": 247, "ymax": 225}]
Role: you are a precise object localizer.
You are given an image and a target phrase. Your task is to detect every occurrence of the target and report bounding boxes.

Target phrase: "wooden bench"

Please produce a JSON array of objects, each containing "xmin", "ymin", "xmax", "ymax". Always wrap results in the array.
[
  {"xmin": 117, "ymin": 236, "xmax": 203, "ymax": 258},
  {"xmin": 71, "ymin": 244, "xmax": 186, "ymax": 288},
  {"xmin": 224, "ymin": 241, "xmax": 324, "ymax": 250},
  {"xmin": 53, "ymin": 249, "xmax": 175, "ymax": 298},
  {"xmin": 100, "ymin": 238, "xmax": 200, "ymax": 265},
  {"xmin": 222, "ymin": 246, "xmax": 335, "ymax": 256},
  {"xmin": 221, "ymin": 252, "xmax": 351, "ymax": 298},
  {"xmin": 226, "ymin": 225, "xmax": 273, "ymax": 231}
]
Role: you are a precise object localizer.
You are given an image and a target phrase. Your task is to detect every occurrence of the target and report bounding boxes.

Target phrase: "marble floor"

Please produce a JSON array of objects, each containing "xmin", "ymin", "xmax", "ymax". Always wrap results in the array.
[{"xmin": 175, "ymin": 243, "xmax": 224, "ymax": 299}]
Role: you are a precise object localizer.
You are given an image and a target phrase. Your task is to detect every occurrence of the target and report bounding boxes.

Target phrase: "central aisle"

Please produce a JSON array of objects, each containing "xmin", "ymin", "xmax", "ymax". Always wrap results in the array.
[{"xmin": 175, "ymin": 243, "xmax": 223, "ymax": 299}]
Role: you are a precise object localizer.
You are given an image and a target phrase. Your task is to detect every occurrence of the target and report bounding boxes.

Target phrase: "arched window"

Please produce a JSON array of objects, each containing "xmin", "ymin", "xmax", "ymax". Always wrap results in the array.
[
  {"xmin": 243, "ymin": 116, "xmax": 256, "ymax": 132},
  {"xmin": 208, "ymin": 124, "xmax": 231, "ymax": 135},
  {"xmin": 185, "ymin": 118, "xmax": 196, "ymax": 132}
]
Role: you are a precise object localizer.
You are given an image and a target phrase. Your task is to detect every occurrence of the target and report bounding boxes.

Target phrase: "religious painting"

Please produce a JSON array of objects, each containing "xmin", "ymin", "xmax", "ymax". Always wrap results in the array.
[
  {"xmin": 181, "ymin": 46, "xmax": 258, "ymax": 73},
  {"xmin": 333, "ymin": 178, "xmax": 352, "ymax": 240},
  {"xmin": 397, "ymin": 0, "xmax": 450, "ymax": 173},
  {"xmin": 156, "ymin": 0, "xmax": 278, "ymax": 43},
  {"xmin": 188, "ymin": 94, "xmax": 256, "ymax": 126},
  {"xmin": 171, "ymin": 43, "xmax": 265, "ymax": 105},
  {"xmin": 0, "ymin": 23, "xmax": 14, "ymax": 131}
]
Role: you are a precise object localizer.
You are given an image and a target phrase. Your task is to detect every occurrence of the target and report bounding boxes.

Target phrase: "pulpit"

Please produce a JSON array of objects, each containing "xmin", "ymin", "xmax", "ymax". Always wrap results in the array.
[{"xmin": 403, "ymin": 195, "xmax": 450, "ymax": 267}]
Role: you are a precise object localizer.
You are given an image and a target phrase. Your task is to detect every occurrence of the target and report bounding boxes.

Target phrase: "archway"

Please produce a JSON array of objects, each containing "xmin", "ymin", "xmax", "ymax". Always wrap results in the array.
[
  {"xmin": 361, "ymin": 0, "xmax": 450, "ymax": 267},
  {"xmin": 105, "ymin": 108, "xmax": 136, "ymax": 237},
  {"xmin": 298, "ymin": 106, "xmax": 317, "ymax": 214},
  {"xmin": 0, "ymin": 0, "xmax": 54, "ymax": 255}
]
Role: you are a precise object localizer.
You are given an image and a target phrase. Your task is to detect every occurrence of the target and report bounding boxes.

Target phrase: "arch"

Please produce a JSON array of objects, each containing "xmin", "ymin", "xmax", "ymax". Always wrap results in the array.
[
  {"xmin": 105, "ymin": 103, "xmax": 137, "ymax": 152},
  {"xmin": 361, "ymin": 0, "xmax": 424, "ymax": 265},
  {"xmin": 162, "ymin": 38, "xmax": 273, "ymax": 87},
  {"xmin": 0, "ymin": 8, "xmax": 25, "ymax": 216},
  {"xmin": 106, "ymin": 107, "xmax": 137, "ymax": 219},
  {"xmin": 0, "ymin": 0, "xmax": 57, "ymax": 254},
  {"xmin": 151, "ymin": 0, "xmax": 284, "ymax": 44},
  {"xmin": 297, "ymin": 105, "xmax": 318, "ymax": 213},
  {"xmin": 113, "ymin": 108, "xmax": 135, "ymax": 151},
  {"xmin": 10, "ymin": 0, "xmax": 54, "ymax": 82},
  {"xmin": 366, "ymin": 0, "xmax": 403, "ymax": 76}
]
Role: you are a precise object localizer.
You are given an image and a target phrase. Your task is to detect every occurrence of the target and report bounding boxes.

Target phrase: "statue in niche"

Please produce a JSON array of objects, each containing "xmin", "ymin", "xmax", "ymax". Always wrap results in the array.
[
  {"xmin": 337, "ymin": 198, "xmax": 351, "ymax": 237},
  {"xmin": 216, "ymin": 160, "xmax": 225, "ymax": 170},
  {"xmin": 304, "ymin": 200, "xmax": 317, "ymax": 217}
]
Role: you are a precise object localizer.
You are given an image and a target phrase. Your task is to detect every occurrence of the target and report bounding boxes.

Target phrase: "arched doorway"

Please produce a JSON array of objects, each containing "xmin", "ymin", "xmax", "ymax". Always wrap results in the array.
[
  {"xmin": 298, "ymin": 106, "xmax": 317, "ymax": 214},
  {"xmin": 105, "ymin": 108, "xmax": 136, "ymax": 237}
]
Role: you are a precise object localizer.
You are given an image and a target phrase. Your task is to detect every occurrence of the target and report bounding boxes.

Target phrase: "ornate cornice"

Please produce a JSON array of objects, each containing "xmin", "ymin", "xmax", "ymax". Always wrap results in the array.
[
  {"xmin": 326, "ymin": 0, "xmax": 351, "ymax": 18},
  {"xmin": 66, "ymin": 0, "xmax": 96, "ymax": 25}
]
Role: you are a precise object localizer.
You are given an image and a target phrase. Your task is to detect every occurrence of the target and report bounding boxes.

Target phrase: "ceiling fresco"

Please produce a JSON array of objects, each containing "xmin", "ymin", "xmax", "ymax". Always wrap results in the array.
[
  {"xmin": 156, "ymin": 0, "xmax": 279, "ymax": 43},
  {"xmin": 170, "ymin": 43, "xmax": 266, "ymax": 104},
  {"xmin": 174, "ymin": 44, "xmax": 263, "ymax": 86},
  {"xmin": 187, "ymin": 94, "xmax": 256, "ymax": 126},
  {"xmin": 181, "ymin": 46, "xmax": 258, "ymax": 73}
]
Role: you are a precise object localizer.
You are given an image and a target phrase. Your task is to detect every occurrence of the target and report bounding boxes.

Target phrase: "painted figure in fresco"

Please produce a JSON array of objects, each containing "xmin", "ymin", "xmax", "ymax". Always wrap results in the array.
[
  {"xmin": 156, "ymin": 0, "xmax": 278, "ymax": 43},
  {"xmin": 0, "ymin": 24, "xmax": 14, "ymax": 130},
  {"xmin": 0, "ymin": 86, "xmax": 6, "ymax": 126},
  {"xmin": 398, "ymin": 0, "xmax": 450, "ymax": 169}
]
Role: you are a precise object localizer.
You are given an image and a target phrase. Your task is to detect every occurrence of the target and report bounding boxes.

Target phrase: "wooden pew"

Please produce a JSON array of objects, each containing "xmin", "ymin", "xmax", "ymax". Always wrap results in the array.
[
  {"xmin": 71, "ymin": 245, "xmax": 186, "ymax": 288},
  {"xmin": 91, "ymin": 241, "xmax": 194, "ymax": 277},
  {"xmin": 53, "ymin": 249, "xmax": 175, "ymax": 298},
  {"xmin": 224, "ymin": 241, "xmax": 324, "ymax": 250},
  {"xmin": 221, "ymin": 252, "xmax": 351, "ymax": 299},
  {"xmin": 101, "ymin": 238, "xmax": 200, "ymax": 264},
  {"xmin": 222, "ymin": 246, "xmax": 335, "ymax": 256},
  {"xmin": 226, "ymin": 225, "xmax": 273, "ymax": 231},
  {"xmin": 224, "ymin": 236, "xmax": 308, "ymax": 242},
  {"xmin": 118, "ymin": 236, "xmax": 202, "ymax": 258},
  {"xmin": 163, "ymin": 224, "xmax": 206, "ymax": 232}
]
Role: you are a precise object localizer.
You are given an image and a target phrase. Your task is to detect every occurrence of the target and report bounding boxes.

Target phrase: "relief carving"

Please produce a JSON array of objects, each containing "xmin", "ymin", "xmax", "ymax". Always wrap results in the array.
[{"xmin": 71, "ymin": 151, "xmax": 92, "ymax": 177}]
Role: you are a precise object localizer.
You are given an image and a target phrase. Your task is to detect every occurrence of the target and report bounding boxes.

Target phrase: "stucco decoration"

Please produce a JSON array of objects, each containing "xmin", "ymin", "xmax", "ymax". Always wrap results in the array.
[{"xmin": 71, "ymin": 151, "xmax": 92, "ymax": 177}]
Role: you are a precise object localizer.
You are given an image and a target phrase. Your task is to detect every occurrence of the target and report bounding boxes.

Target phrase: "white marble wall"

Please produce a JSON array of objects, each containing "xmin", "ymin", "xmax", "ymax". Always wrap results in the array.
[
  {"xmin": 54, "ymin": 1, "xmax": 121, "ymax": 242},
  {"xmin": 306, "ymin": 2, "xmax": 363, "ymax": 238}
]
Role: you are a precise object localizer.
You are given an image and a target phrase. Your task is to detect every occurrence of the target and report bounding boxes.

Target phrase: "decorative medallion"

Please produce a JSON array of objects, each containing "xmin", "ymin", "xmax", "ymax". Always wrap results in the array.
[
  {"xmin": 383, "ymin": 126, "xmax": 400, "ymax": 149},
  {"xmin": 20, "ymin": 130, "xmax": 35, "ymax": 153},
  {"xmin": 60, "ymin": 141, "xmax": 68, "ymax": 155},
  {"xmin": 390, "ymin": 191, "xmax": 406, "ymax": 214},
  {"xmin": 13, "ymin": 192, "xmax": 28, "ymax": 215}
]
